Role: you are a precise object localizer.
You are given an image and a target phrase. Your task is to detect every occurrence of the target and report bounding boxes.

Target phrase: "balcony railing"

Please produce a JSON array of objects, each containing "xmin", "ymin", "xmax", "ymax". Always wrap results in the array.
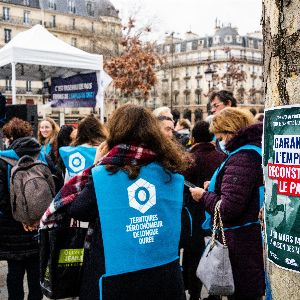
[
  {"xmin": 162, "ymin": 54, "xmax": 263, "ymax": 68},
  {"xmin": 0, "ymin": 15, "xmax": 121, "ymax": 38},
  {"xmin": 44, "ymin": 21, "xmax": 122, "ymax": 38},
  {"xmin": 0, "ymin": 87, "xmax": 42, "ymax": 95},
  {"xmin": 0, "ymin": 15, "xmax": 41, "ymax": 27}
]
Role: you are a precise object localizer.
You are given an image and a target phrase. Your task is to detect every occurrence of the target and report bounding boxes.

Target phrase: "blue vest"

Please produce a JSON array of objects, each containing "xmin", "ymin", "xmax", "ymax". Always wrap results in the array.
[
  {"xmin": 41, "ymin": 143, "xmax": 52, "ymax": 156},
  {"xmin": 92, "ymin": 162, "xmax": 183, "ymax": 298},
  {"xmin": 0, "ymin": 149, "xmax": 48, "ymax": 189},
  {"xmin": 59, "ymin": 146, "xmax": 96, "ymax": 178},
  {"xmin": 202, "ymin": 145, "xmax": 264, "ymax": 230}
]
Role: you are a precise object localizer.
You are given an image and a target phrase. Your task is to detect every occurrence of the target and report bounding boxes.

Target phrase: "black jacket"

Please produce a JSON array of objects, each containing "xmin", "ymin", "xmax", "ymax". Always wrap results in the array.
[
  {"xmin": 0, "ymin": 137, "xmax": 56, "ymax": 260},
  {"xmin": 67, "ymin": 176, "xmax": 185, "ymax": 300}
]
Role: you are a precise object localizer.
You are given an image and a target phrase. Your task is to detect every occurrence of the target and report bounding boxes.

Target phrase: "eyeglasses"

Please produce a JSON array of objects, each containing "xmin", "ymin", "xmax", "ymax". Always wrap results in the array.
[{"xmin": 211, "ymin": 102, "xmax": 224, "ymax": 109}]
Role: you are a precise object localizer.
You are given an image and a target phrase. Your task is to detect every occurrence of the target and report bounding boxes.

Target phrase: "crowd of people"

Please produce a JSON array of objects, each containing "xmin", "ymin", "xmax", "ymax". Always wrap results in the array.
[{"xmin": 0, "ymin": 90, "xmax": 267, "ymax": 300}]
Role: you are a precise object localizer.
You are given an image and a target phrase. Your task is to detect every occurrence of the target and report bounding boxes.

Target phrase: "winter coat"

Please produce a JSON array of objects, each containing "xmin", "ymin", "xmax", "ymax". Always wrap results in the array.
[
  {"xmin": 0, "ymin": 137, "xmax": 56, "ymax": 260},
  {"xmin": 67, "ymin": 176, "xmax": 185, "ymax": 300},
  {"xmin": 201, "ymin": 123, "xmax": 265, "ymax": 298},
  {"xmin": 181, "ymin": 143, "xmax": 225, "ymax": 297}
]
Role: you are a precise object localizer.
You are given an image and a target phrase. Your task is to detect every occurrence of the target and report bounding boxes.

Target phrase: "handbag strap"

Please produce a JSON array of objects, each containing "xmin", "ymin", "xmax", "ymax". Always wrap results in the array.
[{"xmin": 212, "ymin": 201, "xmax": 227, "ymax": 247}]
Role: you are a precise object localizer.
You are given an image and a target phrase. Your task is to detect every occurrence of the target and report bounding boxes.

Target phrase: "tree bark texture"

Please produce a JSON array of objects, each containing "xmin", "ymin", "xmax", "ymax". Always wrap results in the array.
[{"xmin": 262, "ymin": 0, "xmax": 300, "ymax": 298}]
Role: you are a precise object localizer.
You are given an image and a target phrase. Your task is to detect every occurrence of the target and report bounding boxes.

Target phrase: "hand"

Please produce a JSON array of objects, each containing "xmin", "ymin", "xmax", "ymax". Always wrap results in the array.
[
  {"xmin": 94, "ymin": 142, "xmax": 109, "ymax": 164},
  {"xmin": 204, "ymin": 181, "xmax": 210, "ymax": 190},
  {"xmin": 258, "ymin": 207, "xmax": 264, "ymax": 230},
  {"xmin": 189, "ymin": 187, "xmax": 205, "ymax": 202}
]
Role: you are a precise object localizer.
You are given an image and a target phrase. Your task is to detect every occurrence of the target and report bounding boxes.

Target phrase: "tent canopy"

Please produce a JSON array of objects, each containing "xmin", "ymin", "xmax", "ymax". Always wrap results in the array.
[
  {"xmin": 0, "ymin": 25, "xmax": 106, "ymax": 119},
  {"xmin": 0, "ymin": 24, "xmax": 103, "ymax": 80}
]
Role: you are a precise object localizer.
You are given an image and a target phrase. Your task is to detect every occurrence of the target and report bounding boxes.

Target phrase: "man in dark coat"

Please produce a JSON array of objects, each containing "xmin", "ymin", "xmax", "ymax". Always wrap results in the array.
[{"xmin": 182, "ymin": 121, "xmax": 225, "ymax": 300}]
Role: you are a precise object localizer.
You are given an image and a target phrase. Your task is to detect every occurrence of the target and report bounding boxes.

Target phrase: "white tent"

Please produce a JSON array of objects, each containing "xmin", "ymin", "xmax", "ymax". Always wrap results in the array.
[{"xmin": 0, "ymin": 24, "xmax": 106, "ymax": 120}]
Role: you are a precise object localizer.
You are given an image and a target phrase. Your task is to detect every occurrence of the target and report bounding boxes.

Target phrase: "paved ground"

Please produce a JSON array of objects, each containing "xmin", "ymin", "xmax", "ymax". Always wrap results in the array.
[{"xmin": 0, "ymin": 260, "xmax": 216, "ymax": 300}]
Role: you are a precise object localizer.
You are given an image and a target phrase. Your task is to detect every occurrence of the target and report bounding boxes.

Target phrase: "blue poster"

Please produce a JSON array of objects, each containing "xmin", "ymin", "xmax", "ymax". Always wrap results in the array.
[{"xmin": 50, "ymin": 72, "xmax": 98, "ymax": 107}]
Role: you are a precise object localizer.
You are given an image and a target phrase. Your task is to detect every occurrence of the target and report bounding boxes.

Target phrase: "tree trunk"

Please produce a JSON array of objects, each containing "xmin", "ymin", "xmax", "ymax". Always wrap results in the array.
[{"xmin": 262, "ymin": 0, "xmax": 300, "ymax": 298}]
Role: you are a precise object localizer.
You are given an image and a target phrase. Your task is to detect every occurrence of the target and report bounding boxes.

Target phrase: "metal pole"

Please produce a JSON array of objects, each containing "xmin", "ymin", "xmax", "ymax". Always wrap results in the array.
[
  {"xmin": 11, "ymin": 62, "xmax": 17, "ymax": 105},
  {"xmin": 170, "ymin": 33, "xmax": 174, "ymax": 112}
]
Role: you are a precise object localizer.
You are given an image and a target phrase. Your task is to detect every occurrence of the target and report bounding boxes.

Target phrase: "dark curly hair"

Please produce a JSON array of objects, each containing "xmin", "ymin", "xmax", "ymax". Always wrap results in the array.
[
  {"xmin": 3, "ymin": 117, "xmax": 33, "ymax": 140},
  {"xmin": 209, "ymin": 90, "xmax": 237, "ymax": 107}
]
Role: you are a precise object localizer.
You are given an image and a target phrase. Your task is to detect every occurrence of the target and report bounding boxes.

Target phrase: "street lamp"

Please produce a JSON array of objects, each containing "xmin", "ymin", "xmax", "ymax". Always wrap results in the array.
[
  {"xmin": 165, "ymin": 32, "xmax": 177, "ymax": 112},
  {"xmin": 204, "ymin": 64, "xmax": 215, "ymax": 92}
]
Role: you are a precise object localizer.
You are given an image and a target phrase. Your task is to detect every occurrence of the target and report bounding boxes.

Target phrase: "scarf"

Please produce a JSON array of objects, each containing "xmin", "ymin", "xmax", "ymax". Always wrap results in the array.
[{"xmin": 40, "ymin": 144, "xmax": 157, "ymax": 228}]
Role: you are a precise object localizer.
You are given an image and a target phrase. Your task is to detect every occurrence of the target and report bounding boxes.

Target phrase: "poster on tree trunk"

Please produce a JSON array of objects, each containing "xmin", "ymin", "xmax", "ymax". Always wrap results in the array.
[{"xmin": 263, "ymin": 105, "xmax": 300, "ymax": 273}]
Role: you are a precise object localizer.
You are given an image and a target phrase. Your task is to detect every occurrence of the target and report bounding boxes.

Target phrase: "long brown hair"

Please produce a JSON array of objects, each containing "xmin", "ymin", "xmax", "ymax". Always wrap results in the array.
[
  {"xmin": 38, "ymin": 117, "xmax": 59, "ymax": 153},
  {"xmin": 72, "ymin": 114, "xmax": 107, "ymax": 146},
  {"xmin": 105, "ymin": 104, "xmax": 190, "ymax": 178}
]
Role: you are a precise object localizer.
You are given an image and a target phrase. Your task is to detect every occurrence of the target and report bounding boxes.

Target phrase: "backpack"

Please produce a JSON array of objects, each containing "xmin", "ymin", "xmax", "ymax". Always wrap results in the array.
[{"xmin": 2, "ymin": 155, "xmax": 55, "ymax": 225}]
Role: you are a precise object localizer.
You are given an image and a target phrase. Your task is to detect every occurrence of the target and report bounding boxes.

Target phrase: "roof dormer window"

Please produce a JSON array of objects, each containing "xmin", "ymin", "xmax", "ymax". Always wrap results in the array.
[
  {"xmin": 236, "ymin": 36, "xmax": 242, "ymax": 44},
  {"xmin": 87, "ymin": 2, "xmax": 94, "ymax": 16},
  {"xmin": 213, "ymin": 35, "xmax": 220, "ymax": 44},
  {"xmin": 49, "ymin": 0, "xmax": 56, "ymax": 10},
  {"xmin": 225, "ymin": 35, "xmax": 232, "ymax": 43},
  {"xmin": 68, "ymin": 0, "xmax": 76, "ymax": 14}
]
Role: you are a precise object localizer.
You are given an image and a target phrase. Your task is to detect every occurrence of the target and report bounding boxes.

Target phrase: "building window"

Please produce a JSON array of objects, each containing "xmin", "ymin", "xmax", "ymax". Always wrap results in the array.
[
  {"xmin": 91, "ymin": 22, "xmax": 94, "ymax": 32},
  {"xmin": 4, "ymin": 28, "xmax": 11, "ymax": 43},
  {"xmin": 49, "ymin": 0, "xmax": 56, "ymax": 10},
  {"xmin": 23, "ymin": 11, "xmax": 30, "ymax": 24},
  {"xmin": 185, "ymin": 94, "xmax": 190, "ymax": 105},
  {"xmin": 196, "ymin": 92, "xmax": 201, "ymax": 105},
  {"xmin": 197, "ymin": 65, "xmax": 200, "ymax": 74},
  {"xmin": 68, "ymin": 0, "xmax": 76, "ymax": 13},
  {"xmin": 236, "ymin": 36, "xmax": 242, "ymax": 44},
  {"xmin": 23, "ymin": 0, "xmax": 30, "ymax": 5},
  {"xmin": 186, "ymin": 42, "xmax": 192, "ymax": 51},
  {"xmin": 26, "ymin": 99, "xmax": 34, "ymax": 104},
  {"xmin": 3, "ymin": 7, "xmax": 10, "ymax": 21},
  {"xmin": 175, "ymin": 44, "xmax": 181, "ymax": 53},
  {"xmin": 185, "ymin": 67, "xmax": 189, "ymax": 76},
  {"xmin": 225, "ymin": 35, "xmax": 232, "ymax": 43},
  {"xmin": 52, "ymin": 15, "xmax": 56, "ymax": 27},
  {"xmin": 5, "ymin": 78, "xmax": 12, "ymax": 91},
  {"xmin": 71, "ymin": 37, "xmax": 77, "ymax": 47},
  {"xmin": 213, "ymin": 35, "xmax": 220, "ymax": 44},
  {"xmin": 87, "ymin": 2, "xmax": 94, "ymax": 16},
  {"xmin": 72, "ymin": 18, "xmax": 76, "ymax": 29},
  {"xmin": 26, "ymin": 80, "xmax": 32, "ymax": 92}
]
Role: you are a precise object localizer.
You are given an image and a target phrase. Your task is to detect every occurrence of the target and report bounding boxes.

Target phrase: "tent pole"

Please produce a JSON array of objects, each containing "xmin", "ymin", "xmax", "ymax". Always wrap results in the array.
[
  {"xmin": 97, "ymin": 71, "xmax": 104, "ymax": 122},
  {"xmin": 11, "ymin": 62, "xmax": 17, "ymax": 105}
]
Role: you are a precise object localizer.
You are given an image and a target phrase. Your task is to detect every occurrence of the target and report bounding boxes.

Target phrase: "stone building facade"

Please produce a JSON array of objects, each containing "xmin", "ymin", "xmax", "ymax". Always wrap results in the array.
[
  {"xmin": 0, "ymin": 0, "xmax": 121, "ymax": 122},
  {"xmin": 153, "ymin": 23, "xmax": 264, "ymax": 122}
]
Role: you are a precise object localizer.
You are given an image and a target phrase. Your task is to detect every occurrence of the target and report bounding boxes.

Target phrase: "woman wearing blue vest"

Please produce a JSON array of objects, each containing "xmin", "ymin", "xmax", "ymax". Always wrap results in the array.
[
  {"xmin": 190, "ymin": 108, "xmax": 265, "ymax": 300},
  {"xmin": 38, "ymin": 117, "xmax": 59, "ymax": 163},
  {"xmin": 0, "ymin": 118, "xmax": 56, "ymax": 300},
  {"xmin": 66, "ymin": 104, "xmax": 189, "ymax": 300},
  {"xmin": 59, "ymin": 114, "xmax": 107, "ymax": 181}
]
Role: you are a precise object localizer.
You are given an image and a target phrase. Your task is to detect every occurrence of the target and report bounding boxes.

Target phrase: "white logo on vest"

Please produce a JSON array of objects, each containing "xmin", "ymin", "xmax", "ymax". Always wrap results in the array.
[
  {"xmin": 68, "ymin": 152, "xmax": 86, "ymax": 173},
  {"xmin": 127, "ymin": 178, "xmax": 156, "ymax": 214}
]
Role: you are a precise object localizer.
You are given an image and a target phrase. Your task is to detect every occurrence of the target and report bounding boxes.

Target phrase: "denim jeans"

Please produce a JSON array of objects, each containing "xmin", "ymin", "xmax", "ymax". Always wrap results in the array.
[{"xmin": 7, "ymin": 256, "xmax": 43, "ymax": 300}]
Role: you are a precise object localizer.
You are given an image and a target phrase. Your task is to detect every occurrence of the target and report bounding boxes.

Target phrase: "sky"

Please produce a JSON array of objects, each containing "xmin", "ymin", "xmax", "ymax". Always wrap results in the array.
[{"xmin": 110, "ymin": 0, "xmax": 262, "ymax": 41}]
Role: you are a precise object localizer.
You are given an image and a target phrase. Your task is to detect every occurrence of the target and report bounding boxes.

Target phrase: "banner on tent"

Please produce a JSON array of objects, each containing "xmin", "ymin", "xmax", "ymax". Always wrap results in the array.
[
  {"xmin": 50, "ymin": 73, "xmax": 98, "ymax": 107},
  {"xmin": 263, "ymin": 105, "xmax": 300, "ymax": 273}
]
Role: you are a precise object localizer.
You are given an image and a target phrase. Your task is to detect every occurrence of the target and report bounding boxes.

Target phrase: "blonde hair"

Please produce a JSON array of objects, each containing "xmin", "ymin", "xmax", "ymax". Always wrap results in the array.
[
  {"xmin": 177, "ymin": 118, "xmax": 191, "ymax": 130},
  {"xmin": 210, "ymin": 107, "xmax": 255, "ymax": 134},
  {"xmin": 38, "ymin": 117, "xmax": 59, "ymax": 146}
]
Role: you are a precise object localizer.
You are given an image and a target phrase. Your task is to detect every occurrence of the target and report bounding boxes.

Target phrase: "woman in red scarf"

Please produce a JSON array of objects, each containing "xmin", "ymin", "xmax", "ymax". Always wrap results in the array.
[{"xmin": 65, "ymin": 104, "xmax": 189, "ymax": 300}]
